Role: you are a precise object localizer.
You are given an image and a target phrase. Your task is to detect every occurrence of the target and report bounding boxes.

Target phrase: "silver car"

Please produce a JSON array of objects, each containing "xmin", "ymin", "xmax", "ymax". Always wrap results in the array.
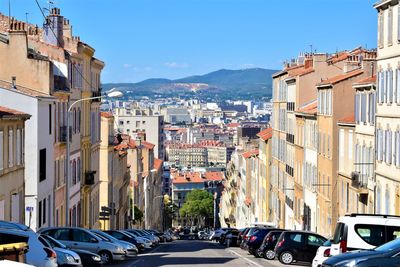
[
  {"xmin": 0, "ymin": 228, "xmax": 57, "ymax": 267},
  {"xmin": 39, "ymin": 234, "xmax": 82, "ymax": 266},
  {"xmin": 39, "ymin": 227, "xmax": 126, "ymax": 264},
  {"xmin": 122, "ymin": 230, "xmax": 152, "ymax": 249},
  {"xmin": 90, "ymin": 229, "xmax": 138, "ymax": 258}
]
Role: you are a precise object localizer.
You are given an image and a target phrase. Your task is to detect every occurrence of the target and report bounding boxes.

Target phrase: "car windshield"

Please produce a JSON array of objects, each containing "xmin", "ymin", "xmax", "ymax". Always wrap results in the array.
[
  {"xmin": 374, "ymin": 238, "xmax": 400, "ymax": 252},
  {"xmin": 92, "ymin": 232, "xmax": 110, "ymax": 241},
  {"xmin": 42, "ymin": 235, "xmax": 67, "ymax": 249},
  {"xmin": 93, "ymin": 231, "xmax": 116, "ymax": 242}
]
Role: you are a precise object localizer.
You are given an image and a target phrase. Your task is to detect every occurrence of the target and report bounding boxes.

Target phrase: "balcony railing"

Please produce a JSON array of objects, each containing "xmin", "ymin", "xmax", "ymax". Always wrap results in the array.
[
  {"xmin": 53, "ymin": 76, "xmax": 70, "ymax": 92},
  {"xmin": 84, "ymin": 171, "xmax": 96, "ymax": 185},
  {"xmin": 351, "ymin": 171, "xmax": 368, "ymax": 194},
  {"xmin": 92, "ymin": 89, "xmax": 102, "ymax": 102}
]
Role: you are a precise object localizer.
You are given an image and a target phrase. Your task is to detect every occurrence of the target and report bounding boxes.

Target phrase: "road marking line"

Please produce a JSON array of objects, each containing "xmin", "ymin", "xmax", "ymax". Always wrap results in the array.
[{"xmin": 228, "ymin": 249, "xmax": 264, "ymax": 267}]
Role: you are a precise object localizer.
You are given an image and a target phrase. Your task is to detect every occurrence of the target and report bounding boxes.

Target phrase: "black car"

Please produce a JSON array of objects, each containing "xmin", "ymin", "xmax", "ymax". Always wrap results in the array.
[
  {"xmin": 247, "ymin": 228, "xmax": 276, "ymax": 255},
  {"xmin": 241, "ymin": 227, "xmax": 259, "ymax": 250},
  {"xmin": 257, "ymin": 230, "xmax": 284, "ymax": 259},
  {"xmin": 274, "ymin": 231, "xmax": 327, "ymax": 265},
  {"xmin": 322, "ymin": 238, "xmax": 400, "ymax": 267},
  {"xmin": 219, "ymin": 229, "xmax": 240, "ymax": 247},
  {"xmin": 104, "ymin": 230, "xmax": 144, "ymax": 251},
  {"xmin": 40, "ymin": 234, "xmax": 102, "ymax": 267}
]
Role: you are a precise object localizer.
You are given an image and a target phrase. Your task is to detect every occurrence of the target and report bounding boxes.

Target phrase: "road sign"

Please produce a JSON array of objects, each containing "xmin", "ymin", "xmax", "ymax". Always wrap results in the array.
[
  {"xmin": 99, "ymin": 211, "xmax": 110, "ymax": 217},
  {"xmin": 26, "ymin": 207, "xmax": 33, "ymax": 212}
]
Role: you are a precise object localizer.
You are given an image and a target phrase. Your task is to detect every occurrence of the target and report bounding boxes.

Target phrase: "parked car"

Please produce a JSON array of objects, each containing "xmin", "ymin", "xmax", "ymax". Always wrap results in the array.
[
  {"xmin": 241, "ymin": 227, "xmax": 259, "ymax": 250},
  {"xmin": 209, "ymin": 228, "xmax": 232, "ymax": 241},
  {"xmin": 90, "ymin": 230, "xmax": 138, "ymax": 258},
  {"xmin": 126, "ymin": 229, "xmax": 158, "ymax": 246},
  {"xmin": 312, "ymin": 239, "xmax": 332, "ymax": 267},
  {"xmin": 104, "ymin": 230, "xmax": 144, "ymax": 251},
  {"xmin": 322, "ymin": 237, "xmax": 400, "ymax": 267},
  {"xmin": 121, "ymin": 230, "xmax": 152, "ymax": 249},
  {"xmin": 330, "ymin": 214, "xmax": 400, "ymax": 256},
  {"xmin": 224, "ymin": 229, "xmax": 240, "ymax": 247},
  {"xmin": 248, "ymin": 228, "xmax": 277, "ymax": 256},
  {"xmin": 238, "ymin": 228, "xmax": 250, "ymax": 248},
  {"xmin": 38, "ymin": 234, "xmax": 82, "ymax": 267},
  {"xmin": 275, "ymin": 231, "xmax": 327, "ymax": 265},
  {"xmin": 257, "ymin": 230, "xmax": 285, "ymax": 259},
  {"xmin": 39, "ymin": 227, "xmax": 126, "ymax": 264},
  {"xmin": 40, "ymin": 234, "xmax": 102, "ymax": 267},
  {"xmin": 0, "ymin": 227, "xmax": 57, "ymax": 267}
]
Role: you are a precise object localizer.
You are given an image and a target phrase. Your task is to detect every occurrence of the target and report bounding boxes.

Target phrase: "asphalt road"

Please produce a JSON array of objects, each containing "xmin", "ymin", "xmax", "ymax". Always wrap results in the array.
[{"xmin": 109, "ymin": 240, "xmax": 310, "ymax": 267}]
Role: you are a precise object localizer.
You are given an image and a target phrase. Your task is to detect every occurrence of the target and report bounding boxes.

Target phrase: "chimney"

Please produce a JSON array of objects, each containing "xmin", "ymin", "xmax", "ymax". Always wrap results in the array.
[
  {"xmin": 11, "ymin": 76, "xmax": 16, "ymax": 89},
  {"xmin": 43, "ymin": 7, "xmax": 64, "ymax": 47},
  {"xmin": 63, "ymin": 18, "xmax": 72, "ymax": 39},
  {"xmin": 304, "ymin": 54, "xmax": 313, "ymax": 69}
]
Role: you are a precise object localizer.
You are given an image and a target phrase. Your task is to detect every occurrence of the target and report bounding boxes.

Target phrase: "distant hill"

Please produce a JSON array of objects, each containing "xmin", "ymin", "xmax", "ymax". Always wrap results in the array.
[{"xmin": 103, "ymin": 68, "xmax": 278, "ymax": 99}]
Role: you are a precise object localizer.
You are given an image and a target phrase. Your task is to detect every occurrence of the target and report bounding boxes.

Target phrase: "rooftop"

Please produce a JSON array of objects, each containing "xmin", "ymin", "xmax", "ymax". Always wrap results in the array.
[
  {"xmin": 317, "ymin": 69, "xmax": 364, "ymax": 87},
  {"xmin": 296, "ymin": 99, "xmax": 318, "ymax": 115},
  {"xmin": 172, "ymin": 171, "xmax": 224, "ymax": 184},
  {"xmin": 353, "ymin": 75, "xmax": 376, "ymax": 87},
  {"xmin": 242, "ymin": 149, "xmax": 259, "ymax": 159},
  {"xmin": 0, "ymin": 106, "xmax": 30, "ymax": 120},
  {"xmin": 256, "ymin": 128, "xmax": 272, "ymax": 141},
  {"xmin": 338, "ymin": 115, "xmax": 355, "ymax": 125}
]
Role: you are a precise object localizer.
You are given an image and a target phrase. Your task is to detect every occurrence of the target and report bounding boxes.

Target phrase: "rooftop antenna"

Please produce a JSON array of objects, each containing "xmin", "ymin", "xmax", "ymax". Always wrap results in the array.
[
  {"xmin": 25, "ymin": 12, "xmax": 29, "ymax": 24},
  {"xmin": 309, "ymin": 44, "xmax": 313, "ymax": 55},
  {"xmin": 8, "ymin": 0, "xmax": 11, "ymax": 29}
]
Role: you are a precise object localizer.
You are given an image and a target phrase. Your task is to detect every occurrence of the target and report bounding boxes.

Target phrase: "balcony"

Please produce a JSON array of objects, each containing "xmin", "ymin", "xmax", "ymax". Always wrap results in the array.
[
  {"xmin": 53, "ymin": 76, "xmax": 70, "ymax": 92},
  {"xmin": 92, "ymin": 89, "xmax": 102, "ymax": 102},
  {"xmin": 351, "ymin": 171, "xmax": 368, "ymax": 194},
  {"xmin": 84, "ymin": 171, "xmax": 96, "ymax": 185}
]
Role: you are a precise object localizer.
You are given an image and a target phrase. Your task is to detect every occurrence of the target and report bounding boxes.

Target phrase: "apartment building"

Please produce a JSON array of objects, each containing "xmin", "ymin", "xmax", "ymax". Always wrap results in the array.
[
  {"xmin": 374, "ymin": 0, "xmax": 400, "ymax": 215},
  {"xmin": 0, "ymin": 107, "xmax": 30, "ymax": 223},
  {"xmin": 316, "ymin": 50, "xmax": 375, "ymax": 236},
  {"xmin": 114, "ymin": 105, "xmax": 164, "ymax": 159}
]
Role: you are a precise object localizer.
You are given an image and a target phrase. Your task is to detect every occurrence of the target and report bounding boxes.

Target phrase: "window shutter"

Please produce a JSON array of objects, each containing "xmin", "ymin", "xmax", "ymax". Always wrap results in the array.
[
  {"xmin": 384, "ymin": 70, "xmax": 388, "ymax": 103},
  {"xmin": 397, "ymin": 69, "xmax": 400, "ymax": 103},
  {"xmin": 16, "ymin": 129, "xmax": 21, "ymax": 165},
  {"xmin": 398, "ymin": 6, "xmax": 400, "ymax": 41},
  {"xmin": 389, "ymin": 70, "xmax": 394, "ymax": 103},
  {"xmin": 0, "ymin": 131, "xmax": 3, "ymax": 170},
  {"xmin": 389, "ymin": 130, "xmax": 393, "ymax": 164},
  {"xmin": 8, "ymin": 129, "xmax": 13, "ymax": 168}
]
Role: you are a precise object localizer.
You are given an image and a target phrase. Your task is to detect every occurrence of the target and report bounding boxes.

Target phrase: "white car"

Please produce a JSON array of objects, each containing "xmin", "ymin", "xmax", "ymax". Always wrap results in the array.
[
  {"xmin": 312, "ymin": 239, "xmax": 332, "ymax": 267},
  {"xmin": 330, "ymin": 214, "xmax": 400, "ymax": 256}
]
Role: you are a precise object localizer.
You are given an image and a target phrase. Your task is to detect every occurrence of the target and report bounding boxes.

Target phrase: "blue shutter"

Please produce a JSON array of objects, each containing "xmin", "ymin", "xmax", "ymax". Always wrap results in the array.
[
  {"xmin": 389, "ymin": 70, "xmax": 393, "ymax": 103},
  {"xmin": 355, "ymin": 94, "xmax": 359, "ymax": 123}
]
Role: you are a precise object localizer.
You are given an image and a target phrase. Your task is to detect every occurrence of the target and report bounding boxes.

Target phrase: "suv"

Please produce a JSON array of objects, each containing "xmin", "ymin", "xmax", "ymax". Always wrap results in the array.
[
  {"xmin": 39, "ymin": 227, "xmax": 126, "ymax": 264},
  {"xmin": 330, "ymin": 214, "xmax": 400, "ymax": 256},
  {"xmin": 274, "ymin": 231, "xmax": 326, "ymax": 265}
]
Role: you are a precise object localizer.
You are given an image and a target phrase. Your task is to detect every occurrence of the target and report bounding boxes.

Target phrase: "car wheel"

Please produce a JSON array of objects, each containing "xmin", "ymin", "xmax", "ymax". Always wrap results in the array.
[
  {"xmin": 255, "ymin": 250, "xmax": 263, "ymax": 258},
  {"xmin": 279, "ymin": 251, "xmax": 294, "ymax": 265},
  {"xmin": 264, "ymin": 250, "xmax": 275, "ymax": 260},
  {"xmin": 99, "ymin": 250, "xmax": 112, "ymax": 264}
]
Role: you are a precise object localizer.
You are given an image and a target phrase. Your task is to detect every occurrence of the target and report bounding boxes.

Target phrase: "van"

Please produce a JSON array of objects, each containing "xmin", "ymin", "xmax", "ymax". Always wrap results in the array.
[{"xmin": 330, "ymin": 213, "xmax": 400, "ymax": 256}]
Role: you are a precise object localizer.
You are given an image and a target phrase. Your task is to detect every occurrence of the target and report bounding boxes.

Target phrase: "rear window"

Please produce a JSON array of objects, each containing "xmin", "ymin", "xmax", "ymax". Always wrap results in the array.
[
  {"xmin": 289, "ymin": 233, "xmax": 303, "ymax": 243},
  {"xmin": 354, "ymin": 224, "xmax": 385, "ymax": 246},
  {"xmin": 333, "ymin": 223, "xmax": 346, "ymax": 244},
  {"xmin": 386, "ymin": 226, "xmax": 400, "ymax": 242},
  {"xmin": 246, "ymin": 228, "xmax": 258, "ymax": 236}
]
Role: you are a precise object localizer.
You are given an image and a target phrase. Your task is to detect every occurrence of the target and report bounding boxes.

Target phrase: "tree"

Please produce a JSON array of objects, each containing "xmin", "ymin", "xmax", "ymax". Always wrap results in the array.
[
  {"xmin": 133, "ymin": 206, "xmax": 143, "ymax": 224},
  {"xmin": 179, "ymin": 190, "xmax": 214, "ymax": 226}
]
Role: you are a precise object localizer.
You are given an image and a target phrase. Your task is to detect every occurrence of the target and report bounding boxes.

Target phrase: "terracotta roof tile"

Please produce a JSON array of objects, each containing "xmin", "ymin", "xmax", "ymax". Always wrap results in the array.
[
  {"xmin": 288, "ymin": 67, "xmax": 315, "ymax": 77},
  {"xmin": 0, "ymin": 106, "xmax": 30, "ymax": 119},
  {"xmin": 141, "ymin": 141, "xmax": 155, "ymax": 150},
  {"xmin": 172, "ymin": 171, "xmax": 224, "ymax": 184},
  {"xmin": 242, "ymin": 149, "xmax": 259, "ymax": 159},
  {"xmin": 101, "ymin": 112, "xmax": 113, "ymax": 118},
  {"xmin": 338, "ymin": 115, "xmax": 355, "ymax": 124},
  {"xmin": 353, "ymin": 75, "xmax": 376, "ymax": 86},
  {"xmin": 154, "ymin": 158, "xmax": 163, "ymax": 170},
  {"xmin": 296, "ymin": 100, "xmax": 318, "ymax": 115},
  {"xmin": 256, "ymin": 127, "xmax": 272, "ymax": 141},
  {"xmin": 227, "ymin": 123, "xmax": 240, "ymax": 128},
  {"xmin": 317, "ymin": 69, "xmax": 364, "ymax": 86}
]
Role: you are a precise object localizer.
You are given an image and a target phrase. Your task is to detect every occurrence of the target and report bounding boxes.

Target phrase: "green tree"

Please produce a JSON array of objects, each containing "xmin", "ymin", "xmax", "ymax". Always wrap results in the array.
[
  {"xmin": 133, "ymin": 206, "xmax": 143, "ymax": 224},
  {"xmin": 179, "ymin": 190, "xmax": 214, "ymax": 226}
]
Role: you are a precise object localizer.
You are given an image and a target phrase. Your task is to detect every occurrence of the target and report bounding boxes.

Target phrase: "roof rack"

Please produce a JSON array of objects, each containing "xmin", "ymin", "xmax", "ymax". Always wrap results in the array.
[{"xmin": 346, "ymin": 213, "xmax": 400, "ymax": 218}]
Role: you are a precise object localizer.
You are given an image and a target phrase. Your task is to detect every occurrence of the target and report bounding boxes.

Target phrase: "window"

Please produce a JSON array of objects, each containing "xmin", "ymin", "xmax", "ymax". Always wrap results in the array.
[
  {"xmin": 54, "ymin": 229, "xmax": 70, "ymax": 240},
  {"xmin": 355, "ymin": 224, "xmax": 385, "ymax": 246},
  {"xmin": 379, "ymin": 12, "xmax": 384, "ymax": 47},
  {"xmin": 388, "ymin": 8, "xmax": 393, "ymax": 45},
  {"xmin": 289, "ymin": 233, "xmax": 303, "ymax": 243},
  {"xmin": 307, "ymin": 235, "xmax": 325, "ymax": 246},
  {"xmin": 39, "ymin": 149, "xmax": 46, "ymax": 182},
  {"xmin": 136, "ymin": 121, "xmax": 140, "ymax": 128},
  {"xmin": 49, "ymin": 104, "xmax": 52, "ymax": 135},
  {"xmin": 71, "ymin": 230, "xmax": 94, "ymax": 243},
  {"xmin": 38, "ymin": 200, "xmax": 42, "ymax": 228},
  {"xmin": 8, "ymin": 129, "xmax": 13, "ymax": 168},
  {"xmin": 0, "ymin": 131, "xmax": 3, "ymax": 170},
  {"xmin": 43, "ymin": 198, "xmax": 46, "ymax": 225}
]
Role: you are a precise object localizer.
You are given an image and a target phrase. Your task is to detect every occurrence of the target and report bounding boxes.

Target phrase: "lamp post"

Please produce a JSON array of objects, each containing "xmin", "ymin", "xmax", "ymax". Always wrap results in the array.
[
  {"xmin": 143, "ymin": 168, "xmax": 157, "ymax": 229},
  {"xmin": 65, "ymin": 89, "xmax": 123, "ymax": 226}
]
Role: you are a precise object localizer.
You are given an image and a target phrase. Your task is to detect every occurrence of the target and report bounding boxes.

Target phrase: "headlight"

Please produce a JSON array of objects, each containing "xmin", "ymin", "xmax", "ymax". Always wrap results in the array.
[
  {"xmin": 92, "ymin": 255, "xmax": 101, "ymax": 262},
  {"xmin": 343, "ymin": 259, "xmax": 365, "ymax": 267},
  {"xmin": 65, "ymin": 254, "xmax": 75, "ymax": 263},
  {"xmin": 116, "ymin": 246, "xmax": 125, "ymax": 253}
]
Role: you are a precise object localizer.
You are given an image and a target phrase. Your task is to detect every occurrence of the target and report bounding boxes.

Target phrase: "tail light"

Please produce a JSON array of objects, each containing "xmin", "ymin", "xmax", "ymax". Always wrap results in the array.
[
  {"xmin": 339, "ymin": 240, "xmax": 347, "ymax": 253},
  {"xmin": 44, "ymin": 247, "xmax": 57, "ymax": 259},
  {"xmin": 250, "ymin": 236, "xmax": 257, "ymax": 242},
  {"xmin": 276, "ymin": 238, "xmax": 285, "ymax": 248},
  {"xmin": 323, "ymin": 248, "xmax": 330, "ymax": 257}
]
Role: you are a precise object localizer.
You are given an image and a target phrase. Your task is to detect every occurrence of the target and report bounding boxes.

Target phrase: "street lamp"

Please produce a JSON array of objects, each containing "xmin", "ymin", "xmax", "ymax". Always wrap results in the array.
[
  {"xmin": 143, "ymin": 168, "xmax": 157, "ymax": 229},
  {"xmin": 65, "ymin": 88, "xmax": 123, "ymax": 226}
]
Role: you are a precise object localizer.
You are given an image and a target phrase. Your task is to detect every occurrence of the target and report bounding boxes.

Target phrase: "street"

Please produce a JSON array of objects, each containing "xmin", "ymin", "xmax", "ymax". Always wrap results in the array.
[{"xmin": 110, "ymin": 240, "xmax": 310, "ymax": 267}]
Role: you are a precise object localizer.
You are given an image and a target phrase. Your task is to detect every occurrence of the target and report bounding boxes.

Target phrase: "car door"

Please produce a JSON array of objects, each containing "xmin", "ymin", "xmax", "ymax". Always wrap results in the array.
[
  {"xmin": 70, "ymin": 229, "xmax": 99, "ymax": 253},
  {"xmin": 305, "ymin": 234, "xmax": 326, "ymax": 262},
  {"xmin": 52, "ymin": 228, "xmax": 74, "ymax": 248},
  {"xmin": 287, "ymin": 232, "xmax": 305, "ymax": 261}
]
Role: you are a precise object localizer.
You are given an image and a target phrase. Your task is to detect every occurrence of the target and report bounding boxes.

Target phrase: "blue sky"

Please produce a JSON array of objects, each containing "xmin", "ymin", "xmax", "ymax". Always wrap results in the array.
[{"xmin": 3, "ymin": 0, "xmax": 377, "ymax": 83}]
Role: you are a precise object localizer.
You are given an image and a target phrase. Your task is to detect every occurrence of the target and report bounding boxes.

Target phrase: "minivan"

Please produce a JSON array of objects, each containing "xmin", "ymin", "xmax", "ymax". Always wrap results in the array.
[{"xmin": 330, "ymin": 214, "xmax": 400, "ymax": 256}]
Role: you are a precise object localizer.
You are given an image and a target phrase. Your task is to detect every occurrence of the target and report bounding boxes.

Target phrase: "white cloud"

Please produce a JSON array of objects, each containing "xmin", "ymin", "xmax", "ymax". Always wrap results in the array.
[
  {"xmin": 123, "ymin": 63, "xmax": 133, "ymax": 68},
  {"xmin": 240, "ymin": 63, "xmax": 256, "ymax": 69},
  {"xmin": 164, "ymin": 62, "xmax": 189, "ymax": 68}
]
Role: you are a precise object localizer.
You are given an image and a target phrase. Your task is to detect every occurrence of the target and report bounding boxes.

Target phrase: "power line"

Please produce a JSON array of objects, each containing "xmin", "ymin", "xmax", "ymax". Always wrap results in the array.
[{"xmin": 33, "ymin": 0, "xmax": 97, "ymax": 93}]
